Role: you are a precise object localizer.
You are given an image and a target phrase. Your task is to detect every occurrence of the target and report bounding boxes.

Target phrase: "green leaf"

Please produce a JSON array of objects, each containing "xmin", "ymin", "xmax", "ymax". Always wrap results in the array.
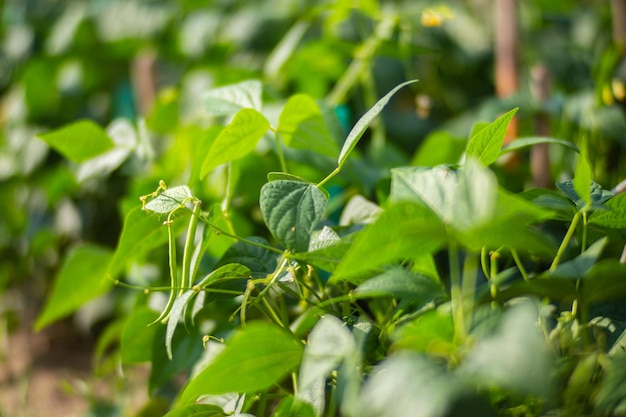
[
  {"xmin": 35, "ymin": 244, "xmax": 113, "ymax": 330},
  {"xmin": 268, "ymin": 172, "xmax": 330, "ymax": 199},
  {"xmin": 354, "ymin": 267, "xmax": 444, "ymax": 304},
  {"xmin": 459, "ymin": 301, "xmax": 555, "ymax": 399},
  {"xmin": 181, "ymin": 322, "xmax": 304, "ymax": 400},
  {"xmin": 465, "ymin": 108, "xmax": 518, "ymax": 166},
  {"xmin": 165, "ymin": 289, "xmax": 197, "ymax": 360},
  {"xmin": 37, "ymin": 119, "xmax": 114, "ymax": 163},
  {"xmin": 391, "ymin": 308, "xmax": 455, "ymax": 356},
  {"xmin": 411, "ymin": 130, "xmax": 466, "ymax": 166},
  {"xmin": 544, "ymin": 237, "xmax": 607, "ymax": 280},
  {"xmin": 297, "ymin": 316, "xmax": 356, "ymax": 415},
  {"xmin": 331, "ymin": 202, "xmax": 446, "ymax": 283},
  {"xmin": 215, "ymin": 238, "xmax": 276, "ymax": 278},
  {"xmin": 121, "ymin": 307, "xmax": 159, "ymax": 364},
  {"xmin": 557, "ymin": 180, "xmax": 614, "ymax": 211},
  {"xmin": 196, "ymin": 263, "xmax": 251, "ymax": 305},
  {"xmin": 500, "ymin": 136, "xmax": 579, "ymax": 155},
  {"xmin": 339, "ymin": 195, "xmax": 382, "ymax": 226},
  {"xmin": 109, "ymin": 207, "xmax": 189, "ymax": 279},
  {"xmin": 144, "ymin": 185, "xmax": 193, "ymax": 214},
  {"xmin": 260, "ymin": 180, "xmax": 328, "ymax": 252},
  {"xmin": 590, "ymin": 192, "xmax": 626, "ymax": 228},
  {"xmin": 278, "ymin": 94, "xmax": 338, "ymax": 157},
  {"xmin": 574, "ymin": 138, "xmax": 593, "ymax": 207},
  {"xmin": 581, "ymin": 260, "xmax": 626, "ymax": 305},
  {"xmin": 204, "ymin": 79, "xmax": 262, "ymax": 117},
  {"xmin": 200, "ymin": 108, "xmax": 270, "ymax": 178},
  {"xmin": 163, "ymin": 404, "xmax": 226, "ymax": 417},
  {"xmin": 308, "ymin": 226, "xmax": 340, "ymax": 251},
  {"xmin": 338, "ymin": 80, "xmax": 417, "ymax": 168}
]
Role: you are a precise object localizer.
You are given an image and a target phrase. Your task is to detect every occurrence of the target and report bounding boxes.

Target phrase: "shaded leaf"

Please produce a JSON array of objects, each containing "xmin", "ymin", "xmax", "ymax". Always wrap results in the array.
[
  {"xmin": 38, "ymin": 119, "xmax": 114, "ymax": 163},
  {"xmin": 590, "ymin": 193, "xmax": 626, "ymax": 228},
  {"xmin": 35, "ymin": 244, "xmax": 113, "ymax": 330},
  {"xmin": 501, "ymin": 136, "xmax": 579, "ymax": 155},
  {"xmin": 338, "ymin": 80, "xmax": 417, "ymax": 168},
  {"xmin": 215, "ymin": 238, "xmax": 276, "ymax": 278},
  {"xmin": 354, "ymin": 267, "xmax": 444, "ymax": 304},
  {"xmin": 465, "ymin": 108, "xmax": 518, "ymax": 166},
  {"xmin": 260, "ymin": 180, "xmax": 328, "ymax": 252},
  {"xmin": 121, "ymin": 306, "xmax": 159, "ymax": 364},
  {"xmin": 181, "ymin": 322, "xmax": 304, "ymax": 400},
  {"xmin": 557, "ymin": 180, "xmax": 614, "ymax": 211}
]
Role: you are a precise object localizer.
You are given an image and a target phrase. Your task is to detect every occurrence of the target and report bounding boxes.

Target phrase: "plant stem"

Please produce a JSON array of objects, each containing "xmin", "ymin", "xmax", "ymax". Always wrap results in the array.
[
  {"xmin": 510, "ymin": 248, "xmax": 529, "ymax": 281},
  {"xmin": 550, "ymin": 211, "xmax": 581, "ymax": 271},
  {"xmin": 274, "ymin": 130, "xmax": 288, "ymax": 172},
  {"xmin": 181, "ymin": 201, "xmax": 201, "ymax": 293},
  {"xmin": 449, "ymin": 240, "xmax": 466, "ymax": 344},
  {"xmin": 317, "ymin": 167, "xmax": 340, "ymax": 188},
  {"xmin": 581, "ymin": 210, "xmax": 588, "ymax": 253}
]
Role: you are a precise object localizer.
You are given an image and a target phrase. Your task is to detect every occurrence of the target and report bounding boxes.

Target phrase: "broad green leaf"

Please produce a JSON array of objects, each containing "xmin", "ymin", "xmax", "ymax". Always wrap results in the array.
[
  {"xmin": 331, "ymin": 202, "xmax": 446, "ymax": 283},
  {"xmin": 459, "ymin": 301, "xmax": 555, "ymax": 399},
  {"xmin": 297, "ymin": 316, "xmax": 356, "ymax": 416},
  {"xmin": 197, "ymin": 263, "xmax": 251, "ymax": 304},
  {"xmin": 38, "ymin": 119, "xmax": 114, "ymax": 163},
  {"xmin": 204, "ymin": 79, "xmax": 262, "ymax": 117},
  {"xmin": 351, "ymin": 352, "xmax": 465, "ymax": 417},
  {"xmin": 465, "ymin": 108, "xmax": 518, "ymax": 166},
  {"xmin": 354, "ymin": 267, "xmax": 444, "ymax": 304},
  {"xmin": 391, "ymin": 308, "xmax": 455, "ymax": 356},
  {"xmin": 590, "ymin": 193, "xmax": 626, "ymax": 228},
  {"xmin": 500, "ymin": 136, "xmax": 579, "ymax": 155},
  {"xmin": 121, "ymin": 306, "xmax": 159, "ymax": 364},
  {"xmin": 581, "ymin": 260, "xmax": 626, "ymax": 305},
  {"xmin": 109, "ymin": 207, "xmax": 189, "ymax": 278},
  {"xmin": 200, "ymin": 108, "xmax": 270, "ymax": 178},
  {"xmin": 215, "ymin": 238, "xmax": 276, "ymax": 278},
  {"xmin": 292, "ymin": 233, "xmax": 355, "ymax": 273},
  {"xmin": 557, "ymin": 180, "xmax": 614, "ymax": 211},
  {"xmin": 574, "ymin": 138, "xmax": 593, "ymax": 206},
  {"xmin": 411, "ymin": 130, "xmax": 466, "ymax": 166},
  {"xmin": 163, "ymin": 404, "xmax": 226, "ymax": 417},
  {"xmin": 278, "ymin": 94, "xmax": 338, "ymax": 157},
  {"xmin": 268, "ymin": 172, "xmax": 330, "ymax": 199},
  {"xmin": 260, "ymin": 180, "xmax": 328, "ymax": 252},
  {"xmin": 338, "ymin": 80, "xmax": 418, "ymax": 168},
  {"xmin": 35, "ymin": 244, "xmax": 113, "ymax": 330},
  {"xmin": 181, "ymin": 322, "xmax": 304, "ymax": 400},
  {"xmin": 144, "ymin": 185, "xmax": 193, "ymax": 214}
]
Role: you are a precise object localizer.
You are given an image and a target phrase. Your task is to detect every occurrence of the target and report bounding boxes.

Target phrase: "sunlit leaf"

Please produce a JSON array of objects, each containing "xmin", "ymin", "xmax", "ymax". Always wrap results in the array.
[
  {"xmin": 144, "ymin": 185, "xmax": 193, "ymax": 214},
  {"xmin": 465, "ymin": 108, "xmax": 518, "ymax": 166},
  {"xmin": 35, "ymin": 244, "xmax": 113, "ymax": 330},
  {"xmin": 204, "ymin": 79, "xmax": 262, "ymax": 117},
  {"xmin": 574, "ymin": 138, "xmax": 593, "ymax": 207},
  {"xmin": 181, "ymin": 322, "xmax": 303, "ymax": 400},
  {"xmin": 590, "ymin": 193, "xmax": 626, "ymax": 228},
  {"xmin": 200, "ymin": 108, "xmax": 270, "ymax": 178},
  {"xmin": 38, "ymin": 119, "xmax": 114, "ymax": 163},
  {"xmin": 338, "ymin": 80, "xmax": 417, "ymax": 168},
  {"xmin": 121, "ymin": 306, "xmax": 159, "ymax": 363}
]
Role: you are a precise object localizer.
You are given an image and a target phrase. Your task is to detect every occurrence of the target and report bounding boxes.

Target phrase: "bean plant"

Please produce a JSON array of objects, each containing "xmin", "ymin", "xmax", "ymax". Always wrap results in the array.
[{"xmin": 34, "ymin": 78, "xmax": 626, "ymax": 417}]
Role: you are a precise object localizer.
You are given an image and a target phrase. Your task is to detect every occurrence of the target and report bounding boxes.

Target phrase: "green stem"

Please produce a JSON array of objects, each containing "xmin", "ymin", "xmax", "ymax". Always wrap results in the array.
[
  {"xmin": 550, "ymin": 211, "xmax": 581, "ymax": 271},
  {"xmin": 317, "ymin": 167, "xmax": 340, "ymax": 189},
  {"xmin": 151, "ymin": 218, "xmax": 178, "ymax": 324},
  {"xmin": 181, "ymin": 201, "xmax": 201, "ymax": 294},
  {"xmin": 449, "ymin": 240, "xmax": 466, "ymax": 344},
  {"xmin": 510, "ymin": 248, "xmax": 529, "ymax": 281},
  {"xmin": 581, "ymin": 210, "xmax": 589, "ymax": 253},
  {"xmin": 274, "ymin": 130, "xmax": 288, "ymax": 173},
  {"xmin": 480, "ymin": 247, "xmax": 489, "ymax": 279}
]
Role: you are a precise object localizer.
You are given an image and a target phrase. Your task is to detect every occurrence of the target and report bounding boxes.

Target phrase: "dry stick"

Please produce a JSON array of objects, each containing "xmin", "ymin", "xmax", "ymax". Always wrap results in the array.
[
  {"xmin": 530, "ymin": 64, "xmax": 552, "ymax": 188},
  {"xmin": 495, "ymin": 0, "xmax": 519, "ymax": 144}
]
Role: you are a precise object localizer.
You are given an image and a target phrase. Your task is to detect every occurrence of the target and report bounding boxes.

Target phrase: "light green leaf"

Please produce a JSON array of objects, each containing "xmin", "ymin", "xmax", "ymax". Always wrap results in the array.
[
  {"xmin": 339, "ymin": 195, "xmax": 382, "ymax": 226},
  {"xmin": 204, "ymin": 79, "xmax": 262, "ymax": 117},
  {"xmin": 331, "ymin": 202, "xmax": 446, "ymax": 283},
  {"xmin": 144, "ymin": 185, "xmax": 193, "ymax": 214},
  {"xmin": 391, "ymin": 308, "xmax": 455, "ymax": 356},
  {"xmin": 278, "ymin": 94, "xmax": 338, "ymax": 157},
  {"xmin": 165, "ymin": 290, "xmax": 196, "ymax": 360},
  {"xmin": 37, "ymin": 119, "xmax": 114, "ymax": 163},
  {"xmin": 590, "ymin": 193, "xmax": 626, "ymax": 228},
  {"xmin": 200, "ymin": 108, "xmax": 270, "ymax": 178},
  {"xmin": 260, "ymin": 180, "xmax": 328, "ymax": 252},
  {"xmin": 465, "ymin": 108, "xmax": 518, "ymax": 166},
  {"xmin": 163, "ymin": 404, "xmax": 226, "ymax": 417},
  {"xmin": 109, "ymin": 207, "xmax": 189, "ymax": 278},
  {"xmin": 35, "ymin": 244, "xmax": 113, "ymax": 330},
  {"xmin": 181, "ymin": 322, "xmax": 304, "ymax": 400},
  {"xmin": 297, "ymin": 316, "xmax": 356, "ymax": 416},
  {"xmin": 500, "ymin": 136, "xmax": 579, "ymax": 155},
  {"xmin": 338, "ymin": 80, "xmax": 417, "ymax": 168},
  {"xmin": 411, "ymin": 130, "xmax": 466, "ymax": 167},
  {"xmin": 121, "ymin": 306, "xmax": 159, "ymax": 364}
]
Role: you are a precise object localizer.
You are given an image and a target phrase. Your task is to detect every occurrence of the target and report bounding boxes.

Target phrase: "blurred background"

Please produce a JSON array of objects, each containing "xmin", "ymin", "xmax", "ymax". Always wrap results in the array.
[{"xmin": 1, "ymin": 0, "xmax": 624, "ymax": 415}]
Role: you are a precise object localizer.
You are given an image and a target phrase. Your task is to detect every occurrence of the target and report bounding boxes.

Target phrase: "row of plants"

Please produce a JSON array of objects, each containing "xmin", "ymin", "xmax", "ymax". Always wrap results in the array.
[{"xmin": 35, "ymin": 76, "xmax": 626, "ymax": 416}]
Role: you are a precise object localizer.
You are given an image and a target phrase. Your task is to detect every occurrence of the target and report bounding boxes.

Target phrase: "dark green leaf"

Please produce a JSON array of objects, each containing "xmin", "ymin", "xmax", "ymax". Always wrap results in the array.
[
  {"xmin": 581, "ymin": 260, "xmax": 626, "ymax": 305},
  {"xmin": 590, "ymin": 193, "xmax": 626, "ymax": 228},
  {"xmin": 354, "ymin": 267, "xmax": 444, "ymax": 304},
  {"xmin": 38, "ymin": 119, "xmax": 114, "ymax": 163},
  {"xmin": 181, "ymin": 322, "xmax": 304, "ymax": 400},
  {"xmin": 338, "ymin": 80, "xmax": 417, "ymax": 168},
  {"xmin": 465, "ymin": 108, "xmax": 518, "ymax": 166},
  {"xmin": 544, "ymin": 237, "xmax": 607, "ymax": 280},
  {"xmin": 215, "ymin": 238, "xmax": 276, "ymax": 278},
  {"xmin": 35, "ymin": 244, "xmax": 113, "ymax": 330},
  {"xmin": 556, "ymin": 180, "xmax": 614, "ymax": 211},
  {"xmin": 260, "ymin": 180, "xmax": 328, "ymax": 252},
  {"xmin": 163, "ymin": 404, "xmax": 226, "ymax": 417}
]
